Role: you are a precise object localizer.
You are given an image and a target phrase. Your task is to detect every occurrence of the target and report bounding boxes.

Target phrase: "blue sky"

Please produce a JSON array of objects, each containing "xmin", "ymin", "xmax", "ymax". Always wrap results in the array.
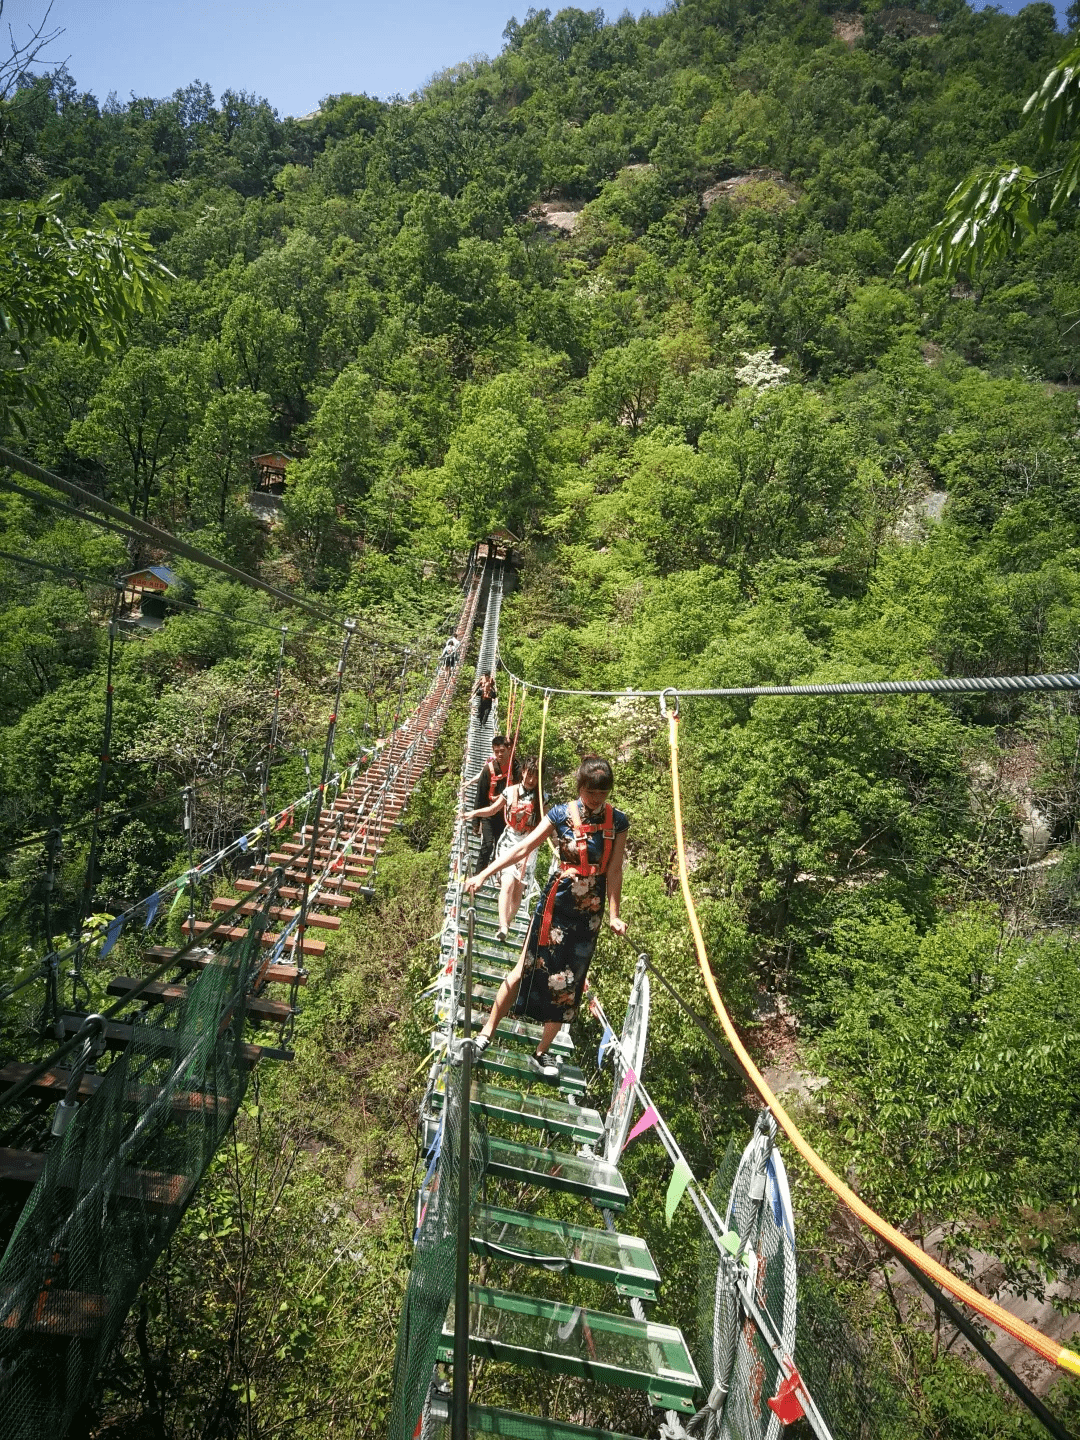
[{"xmin": 5, "ymin": 0, "xmax": 1071, "ymax": 119}]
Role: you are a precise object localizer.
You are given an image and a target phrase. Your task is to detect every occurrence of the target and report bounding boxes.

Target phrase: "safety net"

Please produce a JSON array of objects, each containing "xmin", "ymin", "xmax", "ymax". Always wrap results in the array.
[
  {"xmin": 696, "ymin": 1126, "xmax": 903, "ymax": 1440},
  {"xmin": 389, "ymin": 1058, "xmax": 488, "ymax": 1440},
  {"xmin": 0, "ymin": 916, "xmax": 263, "ymax": 1439}
]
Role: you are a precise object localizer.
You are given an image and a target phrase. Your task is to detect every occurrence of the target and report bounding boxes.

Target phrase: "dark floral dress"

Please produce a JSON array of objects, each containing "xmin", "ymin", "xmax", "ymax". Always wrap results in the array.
[{"xmin": 514, "ymin": 801, "xmax": 629, "ymax": 1025}]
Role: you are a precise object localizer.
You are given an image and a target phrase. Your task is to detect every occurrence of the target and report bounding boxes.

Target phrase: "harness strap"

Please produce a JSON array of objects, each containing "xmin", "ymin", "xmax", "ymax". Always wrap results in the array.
[{"xmin": 537, "ymin": 801, "xmax": 616, "ymax": 946}]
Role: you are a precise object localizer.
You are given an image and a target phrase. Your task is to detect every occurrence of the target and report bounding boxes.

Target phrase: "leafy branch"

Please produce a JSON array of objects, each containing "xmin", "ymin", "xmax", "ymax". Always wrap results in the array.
[
  {"xmin": 898, "ymin": 41, "xmax": 1080, "ymax": 281},
  {"xmin": 0, "ymin": 198, "xmax": 172, "ymax": 423}
]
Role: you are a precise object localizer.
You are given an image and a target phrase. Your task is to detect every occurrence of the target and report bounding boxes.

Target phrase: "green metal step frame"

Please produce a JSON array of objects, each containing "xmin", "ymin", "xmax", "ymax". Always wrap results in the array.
[
  {"xmin": 485, "ymin": 1137, "xmax": 628, "ymax": 1210},
  {"xmin": 427, "ymin": 1400, "xmax": 640, "ymax": 1440},
  {"xmin": 431, "ymin": 1078, "xmax": 603, "ymax": 1144},
  {"xmin": 473, "ymin": 1204, "xmax": 659, "ymax": 1299},
  {"xmin": 438, "ymin": 1286, "xmax": 700, "ymax": 1413}
]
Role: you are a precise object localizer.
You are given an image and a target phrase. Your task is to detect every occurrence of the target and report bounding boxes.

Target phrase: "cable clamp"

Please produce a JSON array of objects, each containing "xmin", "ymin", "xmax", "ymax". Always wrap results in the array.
[{"xmin": 659, "ymin": 688, "xmax": 680, "ymax": 719}]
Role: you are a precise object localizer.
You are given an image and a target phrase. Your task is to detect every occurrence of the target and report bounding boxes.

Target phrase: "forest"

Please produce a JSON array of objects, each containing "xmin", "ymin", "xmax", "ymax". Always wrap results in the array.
[{"xmin": 1, "ymin": 0, "xmax": 1080, "ymax": 1434}]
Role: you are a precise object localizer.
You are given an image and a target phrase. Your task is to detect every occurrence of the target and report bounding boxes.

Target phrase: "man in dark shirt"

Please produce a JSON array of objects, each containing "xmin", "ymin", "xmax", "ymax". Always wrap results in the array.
[{"xmin": 465, "ymin": 735, "xmax": 518, "ymax": 871}]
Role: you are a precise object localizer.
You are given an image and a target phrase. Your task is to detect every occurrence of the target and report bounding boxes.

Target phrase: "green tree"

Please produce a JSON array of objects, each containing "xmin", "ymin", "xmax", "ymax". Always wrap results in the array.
[
  {"xmin": 899, "ymin": 25, "xmax": 1080, "ymax": 280},
  {"xmin": 188, "ymin": 388, "xmax": 271, "ymax": 524},
  {"xmin": 432, "ymin": 371, "xmax": 551, "ymax": 544},
  {"xmin": 67, "ymin": 345, "xmax": 194, "ymax": 518}
]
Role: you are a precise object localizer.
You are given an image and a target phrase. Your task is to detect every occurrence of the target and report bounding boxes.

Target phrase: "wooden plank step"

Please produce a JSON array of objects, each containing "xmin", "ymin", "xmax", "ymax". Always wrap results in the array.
[
  {"xmin": 247, "ymin": 864, "xmax": 365, "ymax": 893},
  {"xmin": 181, "ymin": 919, "xmax": 325, "ymax": 957},
  {"xmin": 0, "ymin": 1148, "xmax": 195, "ymax": 1210},
  {"xmin": 0, "ymin": 1285, "xmax": 108, "ymax": 1336},
  {"xmin": 143, "ymin": 947, "xmax": 306, "ymax": 986},
  {"xmin": 0, "ymin": 1062, "xmax": 230, "ymax": 1114},
  {"xmin": 438, "ymin": 1287, "xmax": 700, "ymax": 1412},
  {"xmin": 58, "ymin": 1015, "xmax": 274, "ymax": 1065},
  {"xmin": 234, "ymin": 879, "xmax": 351, "ymax": 908},
  {"xmin": 208, "ymin": 898, "xmax": 341, "ymax": 930},
  {"xmin": 267, "ymin": 851, "xmax": 369, "ymax": 877},
  {"xmin": 472, "ymin": 1205, "xmax": 659, "ymax": 1299},
  {"xmin": 106, "ymin": 977, "xmax": 294, "ymax": 1023}
]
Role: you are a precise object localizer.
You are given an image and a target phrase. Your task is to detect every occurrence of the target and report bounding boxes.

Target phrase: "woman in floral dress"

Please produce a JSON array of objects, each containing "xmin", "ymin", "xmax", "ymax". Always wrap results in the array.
[{"xmin": 464, "ymin": 755, "xmax": 629, "ymax": 1080}]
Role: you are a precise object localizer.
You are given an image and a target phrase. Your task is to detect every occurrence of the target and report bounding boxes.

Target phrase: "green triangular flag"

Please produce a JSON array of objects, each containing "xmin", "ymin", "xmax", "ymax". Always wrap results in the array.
[{"xmin": 665, "ymin": 1157, "xmax": 694, "ymax": 1227}]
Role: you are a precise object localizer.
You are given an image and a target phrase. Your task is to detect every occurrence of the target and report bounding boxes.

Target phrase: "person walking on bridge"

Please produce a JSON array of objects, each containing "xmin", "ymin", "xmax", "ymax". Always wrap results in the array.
[
  {"xmin": 472, "ymin": 671, "xmax": 497, "ymax": 726},
  {"xmin": 461, "ymin": 757, "xmax": 541, "ymax": 942},
  {"xmin": 464, "ymin": 735, "xmax": 519, "ymax": 871},
  {"xmin": 464, "ymin": 755, "xmax": 629, "ymax": 1080}
]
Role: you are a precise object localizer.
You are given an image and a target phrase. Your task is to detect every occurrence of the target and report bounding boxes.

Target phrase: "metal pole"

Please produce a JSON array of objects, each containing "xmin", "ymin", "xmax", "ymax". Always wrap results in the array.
[
  {"xmin": 183, "ymin": 786, "xmax": 196, "ymax": 941},
  {"xmin": 261, "ymin": 625, "xmax": 287, "ymax": 822},
  {"xmin": 452, "ymin": 902, "xmax": 475, "ymax": 1440},
  {"xmin": 72, "ymin": 603, "xmax": 120, "ymax": 1009},
  {"xmin": 297, "ymin": 621, "xmax": 356, "ymax": 959}
]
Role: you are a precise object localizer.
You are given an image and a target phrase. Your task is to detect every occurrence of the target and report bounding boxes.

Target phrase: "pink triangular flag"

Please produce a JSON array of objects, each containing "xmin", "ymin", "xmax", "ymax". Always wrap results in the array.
[
  {"xmin": 619, "ymin": 1064, "xmax": 637, "ymax": 1095},
  {"xmin": 623, "ymin": 1105, "xmax": 659, "ymax": 1148}
]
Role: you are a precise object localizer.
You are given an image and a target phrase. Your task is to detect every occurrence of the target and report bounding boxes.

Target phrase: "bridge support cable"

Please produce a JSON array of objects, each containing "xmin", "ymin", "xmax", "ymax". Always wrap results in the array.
[
  {"xmin": 661, "ymin": 693, "xmax": 1080, "ymax": 1385},
  {"xmin": 497, "ymin": 662, "xmax": 1080, "ymax": 701}
]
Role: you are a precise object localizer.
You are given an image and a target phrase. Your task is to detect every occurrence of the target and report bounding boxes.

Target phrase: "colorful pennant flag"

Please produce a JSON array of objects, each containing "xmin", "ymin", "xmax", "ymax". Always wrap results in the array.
[
  {"xmin": 597, "ymin": 1024, "xmax": 614, "ymax": 1067},
  {"xmin": 143, "ymin": 891, "xmax": 162, "ymax": 929},
  {"xmin": 618, "ymin": 1064, "xmax": 637, "ymax": 1095},
  {"xmin": 99, "ymin": 913, "xmax": 126, "ymax": 957},
  {"xmin": 623, "ymin": 1105, "xmax": 659, "ymax": 1148},
  {"xmin": 168, "ymin": 877, "xmax": 190, "ymax": 917},
  {"xmin": 665, "ymin": 1157, "xmax": 694, "ymax": 1226}
]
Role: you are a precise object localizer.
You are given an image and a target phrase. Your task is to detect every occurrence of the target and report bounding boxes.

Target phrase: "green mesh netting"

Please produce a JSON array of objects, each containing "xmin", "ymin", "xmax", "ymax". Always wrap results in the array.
[
  {"xmin": 390, "ymin": 1061, "xmax": 487, "ymax": 1440},
  {"xmin": 696, "ymin": 1121, "xmax": 903, "ymax": 1440},
  {"xmin": 0, "ymin": 911, "xmax": 265, "ymax": 1440}
]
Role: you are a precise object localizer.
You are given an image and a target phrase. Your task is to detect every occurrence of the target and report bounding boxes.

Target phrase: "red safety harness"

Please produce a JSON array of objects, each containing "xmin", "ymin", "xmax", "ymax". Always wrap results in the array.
[
  {"xmin": 537, "ymin": 800, "xmax": 615, "ymax": 946},
  {"xmin": 484, "ymin": 756, "xmax": 508, "ymax": 803},
  {"xmin": 505, "ymin": 787, "xmax": 536, "ymax": 834}
]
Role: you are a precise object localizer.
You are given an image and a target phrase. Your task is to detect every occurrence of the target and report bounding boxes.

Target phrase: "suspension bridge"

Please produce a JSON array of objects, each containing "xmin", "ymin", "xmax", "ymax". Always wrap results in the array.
[{"xmin": 0, "ymin": 442, "xmax": 1078, "ymax": 1440}]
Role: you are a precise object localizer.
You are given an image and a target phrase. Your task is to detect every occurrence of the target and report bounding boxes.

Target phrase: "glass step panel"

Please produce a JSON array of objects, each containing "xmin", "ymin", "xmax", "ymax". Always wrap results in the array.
[
  {"xmin": 475, "ymin": 1048, "xmax": 587, "ymax": 1095},
  {"xmin": 428, "ymin": 1027, "xmax": 574, "ymax": 1059},
  {"xmin": 434, "ymin": 982, "xmax": 502, "ymax": 1012},
  {"xmin": 485, "ymin": 1137, "xmax": 628, "ymax": 1210},
  {"xmin": 426, "ymin": 1398, "xmax": 640, "ymax": 1440},
  {"xmin": 430, "ymin": 1006, "xmax": 574, "ymax": 1056},
  {"xmin": 438, "ymin": 1286, "xmax": 700, "ymax": 1412},
  {"xmin": 425, "ymin": 961, "xmax": 506, "ymax": 991},
  {"xmin": 473, "ymin": 1204, "xmax": 659, "ymax": 1299},
  {"xmin": 430, "ymin": 1079, "xmax": 603, "ymax": 1144}
]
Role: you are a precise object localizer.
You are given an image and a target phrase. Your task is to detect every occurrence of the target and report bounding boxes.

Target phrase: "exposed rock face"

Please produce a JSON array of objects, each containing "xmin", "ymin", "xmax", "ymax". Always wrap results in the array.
[
  {"xmin": 877, "ymin": 7, "xmax": 940, "ymax": 36},
  {"xmin": 885, "ymin": 1227, "xmax": 1080, "ymax": 1397},
  {"xmin": 528, "ymin": 201, "xmax": 582, "ymax": 233},
  {"xmin": 701, "ymin": 170, "xmax": 799, "ymax": 211},
  {"xmin": 832, "ymin": 12, "xmax": 864, "ymax": 45}
]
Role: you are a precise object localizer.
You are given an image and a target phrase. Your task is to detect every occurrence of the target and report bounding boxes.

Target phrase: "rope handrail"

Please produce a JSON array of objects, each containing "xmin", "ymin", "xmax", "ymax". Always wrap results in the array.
[
  {"xmin": 662, "ymin": 694, "xmax": 1080, "ymax": 1379},
  {"xmin": 497, "ymin": 654, "xmax": 1080, "ymax": 700}
]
